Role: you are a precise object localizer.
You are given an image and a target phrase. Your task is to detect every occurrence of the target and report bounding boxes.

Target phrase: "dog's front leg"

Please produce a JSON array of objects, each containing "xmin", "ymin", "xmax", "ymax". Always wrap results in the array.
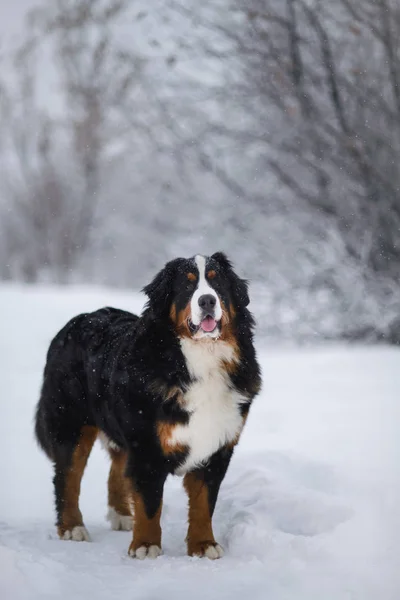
[
  {"xmin": 126, "ymin": 457, "xmax": 167, "ymax": 559},
  {"xmin": 183, "ymin": 446, "xmax": 233, "ymax": 559}
]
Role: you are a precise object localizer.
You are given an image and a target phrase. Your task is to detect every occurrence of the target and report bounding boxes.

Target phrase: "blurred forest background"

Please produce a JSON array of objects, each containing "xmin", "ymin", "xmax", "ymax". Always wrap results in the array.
[{"xmin": 0, "ymin": 0, "xmax": 399, "ymax": 342}]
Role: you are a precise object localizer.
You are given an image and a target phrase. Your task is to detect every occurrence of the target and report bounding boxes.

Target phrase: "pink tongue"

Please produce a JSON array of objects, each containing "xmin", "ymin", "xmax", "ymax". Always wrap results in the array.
[{"xmin": 201, "ymin": 316, "xmax": 217, "ymax": 332}]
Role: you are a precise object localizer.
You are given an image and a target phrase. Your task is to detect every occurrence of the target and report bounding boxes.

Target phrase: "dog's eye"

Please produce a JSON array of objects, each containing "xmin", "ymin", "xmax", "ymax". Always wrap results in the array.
[
  {"xmin": 207, "ymin": 270, "xmax": 216, "ymax": 279},
  {"xmin": 187, "ymin": 273, "xmax": 197, "ymax": 283}
]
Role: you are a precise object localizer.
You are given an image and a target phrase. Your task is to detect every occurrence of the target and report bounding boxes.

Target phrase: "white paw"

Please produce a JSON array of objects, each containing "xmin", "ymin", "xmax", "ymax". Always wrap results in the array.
[
  {"xmin": 107, "ymin": 507, "xmax": 133, "ymax": 531},
  {"xmin": 204, "ymin": 544, "xmax": 224, "ymax": 560},
  {"xmin": 129, "ymin": 545, "xmax": 162, "ymax": 560},
  {"xmin": 62, "ymin": 526, "xmax": 90, "ymax": 542}
]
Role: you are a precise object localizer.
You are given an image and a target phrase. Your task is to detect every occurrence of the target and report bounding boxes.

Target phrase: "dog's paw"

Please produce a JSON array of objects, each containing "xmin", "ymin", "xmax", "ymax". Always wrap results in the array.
[
  {"xmin": 128, "ymin": 543, "xmax": 162, "ymax": 560},
  {"xmin": 107, "ymin": 507, "xmax": 133, "ymax": 531},
  {"xmin": 188, "ymin": 541, "xmax": 224, "ymax": 560},
  {"xmin": 204, "ymin": 543, "xmax": 224, "ymax": 560},
  {"xmin": 60, "ymin": 526, "xmax": 90, "ymax": 542}
]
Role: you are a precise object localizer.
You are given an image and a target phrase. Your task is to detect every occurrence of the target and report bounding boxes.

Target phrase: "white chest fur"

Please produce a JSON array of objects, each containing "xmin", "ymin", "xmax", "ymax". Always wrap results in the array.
[{"xmin": 171, "ymin": 338, "xmax": 245, "ymax": 475}]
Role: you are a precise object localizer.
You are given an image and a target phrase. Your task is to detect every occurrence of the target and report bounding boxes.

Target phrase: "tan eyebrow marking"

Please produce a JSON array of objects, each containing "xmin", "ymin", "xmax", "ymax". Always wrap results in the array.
[
  {"xmin": 207, "ymin": 270, "xmax": 216, "ymax": 279},
  {"xmin": 187, "ymin": 272, "xmax": 197, "ymax": 282}
]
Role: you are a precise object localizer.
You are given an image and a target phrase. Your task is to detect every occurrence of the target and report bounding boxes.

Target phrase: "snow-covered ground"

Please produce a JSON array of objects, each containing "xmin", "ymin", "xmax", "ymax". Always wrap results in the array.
[{"xmin": 0, "ymin": 284, "xmax": 399, "ymax": 600}]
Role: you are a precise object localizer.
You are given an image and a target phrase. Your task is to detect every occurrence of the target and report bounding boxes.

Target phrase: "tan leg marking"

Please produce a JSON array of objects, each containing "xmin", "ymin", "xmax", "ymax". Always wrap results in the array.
[
  {"xmin": 184, "ymin": 472, "xmax": 223, "ymax": 559},
  {"xmin": 128, "ymin": 489, "xmax": 163, "ymax": 559},
  {"xmin": 107, "ymin": 448, "xmax": 133, "ymax": 530},
  {"xmin": 108, "ymin": 449, "xmax": 131, "ymax": 515},
  {"xmin": 57, "ymin": 425, "xmax": 97, "ymax": 540}
]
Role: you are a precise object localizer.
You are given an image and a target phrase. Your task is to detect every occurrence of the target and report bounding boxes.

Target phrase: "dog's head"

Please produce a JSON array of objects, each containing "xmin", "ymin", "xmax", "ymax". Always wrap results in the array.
[{"xmin": 143, "ymin": 252, "xmax": 249, "ymax": 340}]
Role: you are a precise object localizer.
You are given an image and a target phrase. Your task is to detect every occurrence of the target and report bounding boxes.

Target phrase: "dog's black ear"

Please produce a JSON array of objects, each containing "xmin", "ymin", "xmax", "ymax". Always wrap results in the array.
[
  {"xmin": 211, "ymin": 252, "xmax": 250, "ymax": 308},
  {"xmin": 142, "ymin": 258, "xmax": 181, "ymax": 317},
  {"xmin": 211, "ymin": 251, "xmax": 232, "ymax": 271}
]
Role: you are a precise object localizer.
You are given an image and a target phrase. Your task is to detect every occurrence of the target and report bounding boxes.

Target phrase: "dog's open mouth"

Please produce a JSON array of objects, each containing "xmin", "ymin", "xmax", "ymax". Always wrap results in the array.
[
  {"xmin": 189, "ymin": 316, "xmax": 220, "ymax": 335},
  {"xmin": 200, "ymin": 315, "xmax": 217, "ymax": 332}
]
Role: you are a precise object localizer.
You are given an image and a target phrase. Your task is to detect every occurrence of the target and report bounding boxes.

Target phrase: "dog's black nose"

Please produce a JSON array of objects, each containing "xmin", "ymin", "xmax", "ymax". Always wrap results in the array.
[{"xmin": 198, "ymin": 294, "xmax": 216, "ymax": 312}]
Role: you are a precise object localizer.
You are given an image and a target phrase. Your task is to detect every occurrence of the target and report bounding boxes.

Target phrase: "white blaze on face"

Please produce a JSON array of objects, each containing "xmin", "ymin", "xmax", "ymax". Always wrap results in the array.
[{"xmin": 190, "ymin": 255, "xmax": 222, "ymax": 328}]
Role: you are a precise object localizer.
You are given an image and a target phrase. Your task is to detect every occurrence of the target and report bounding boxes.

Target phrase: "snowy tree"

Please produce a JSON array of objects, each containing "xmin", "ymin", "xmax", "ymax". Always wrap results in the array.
[
  {"xmin": 0, "ymin": 0, "xmax": 399, "ymax": 342},
  {"xmin": 179, "ymin": 0, "xmax": 400, "ymax": 341}
]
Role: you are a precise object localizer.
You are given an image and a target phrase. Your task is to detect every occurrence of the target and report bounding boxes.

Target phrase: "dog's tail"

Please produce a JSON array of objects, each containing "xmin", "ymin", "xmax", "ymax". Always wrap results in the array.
[{"xmin": 34, "ymin": 390, "xmax": 54, "ymax": 460}]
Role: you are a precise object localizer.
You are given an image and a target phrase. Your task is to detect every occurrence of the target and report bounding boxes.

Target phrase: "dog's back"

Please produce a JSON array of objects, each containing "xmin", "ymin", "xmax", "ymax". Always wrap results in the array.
[{"xmin": 35, "ymin": 307, "xmax": 139, "ymax": 460}]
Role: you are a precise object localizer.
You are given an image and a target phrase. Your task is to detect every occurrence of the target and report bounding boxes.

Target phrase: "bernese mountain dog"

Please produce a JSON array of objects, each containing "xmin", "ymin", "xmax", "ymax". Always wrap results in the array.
[{"xmin": 35, "ymin": 252, "xmax": 261, "ymax": 560}]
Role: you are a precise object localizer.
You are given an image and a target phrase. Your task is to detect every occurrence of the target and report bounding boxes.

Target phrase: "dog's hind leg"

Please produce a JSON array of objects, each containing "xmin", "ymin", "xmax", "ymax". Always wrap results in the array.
[
  {"xmin": 106, "ymin": 448, "xmax": 133, "ymax": 531},
  {"xmin": 53, "ymin": 425, "xmax": 98, "ymax": 541}
]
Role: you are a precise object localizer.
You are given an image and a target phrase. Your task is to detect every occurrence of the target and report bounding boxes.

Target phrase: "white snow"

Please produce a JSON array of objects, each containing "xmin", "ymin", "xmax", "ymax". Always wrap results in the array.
[{"xmin": 0, "ymin": 283, "xmax": 399, "ymax": 600}]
